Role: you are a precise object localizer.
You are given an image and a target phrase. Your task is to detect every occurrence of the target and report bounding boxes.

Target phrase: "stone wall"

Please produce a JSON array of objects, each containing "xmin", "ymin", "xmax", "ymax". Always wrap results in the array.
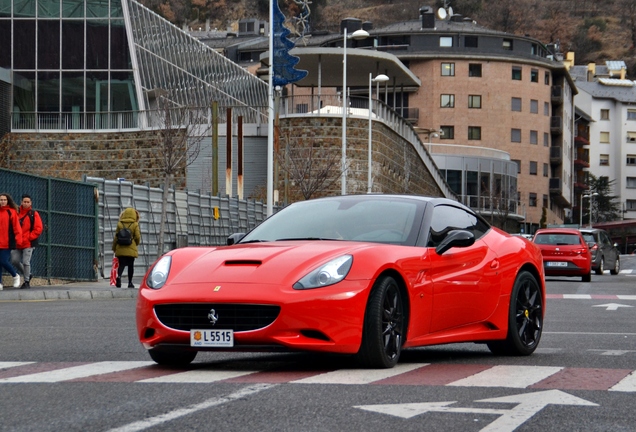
[
  {"xmin": 2, "ymin": 131, "xmax": 186, "ymax": 188},
  {"xmin": 278, "ymin": 116, "xmax": 444, "ymax": 199}
]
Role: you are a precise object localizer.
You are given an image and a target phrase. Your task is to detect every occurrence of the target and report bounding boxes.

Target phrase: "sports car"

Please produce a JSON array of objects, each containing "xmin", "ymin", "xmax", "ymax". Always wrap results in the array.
[{"xmin": 136, "ymin": 195, "xmax": 546, "ymax": 368}]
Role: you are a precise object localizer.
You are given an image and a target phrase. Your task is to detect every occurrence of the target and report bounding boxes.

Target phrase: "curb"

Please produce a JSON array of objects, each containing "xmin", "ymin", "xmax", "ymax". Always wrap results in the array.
[{"xmin": 0, "ymin": 288, "xmax": 137, "ymax": 301}]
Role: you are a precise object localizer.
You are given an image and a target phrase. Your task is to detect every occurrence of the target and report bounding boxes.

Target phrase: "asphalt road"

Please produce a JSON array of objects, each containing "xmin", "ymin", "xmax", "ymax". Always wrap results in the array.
[{"xmin": 0, "ymin": 256, "xmax": 635, "ymax": 432}]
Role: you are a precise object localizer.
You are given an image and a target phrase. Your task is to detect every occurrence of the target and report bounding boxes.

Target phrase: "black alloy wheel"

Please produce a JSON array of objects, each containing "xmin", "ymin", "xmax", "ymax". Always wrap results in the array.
[
  {"xmin": 357, "ymin": 275, "xmax": 404, "ymax": 368},
  {"xmin": 610, "ymin": 256, "xmax": 620, "ymax": 275},
  {"xmin": 595, "ymin": 257, "xmax": 604, "ymax": 275},
  {"xmin": 488, "ymin": 271, "xmax": 543, "ymax": 356}
]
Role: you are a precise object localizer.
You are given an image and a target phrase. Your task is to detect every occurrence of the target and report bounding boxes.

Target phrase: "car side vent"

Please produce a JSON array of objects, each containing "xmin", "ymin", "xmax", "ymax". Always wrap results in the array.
[{"xmin": 224, "ymin": 260, "xmax": 262, "ymax": 266}]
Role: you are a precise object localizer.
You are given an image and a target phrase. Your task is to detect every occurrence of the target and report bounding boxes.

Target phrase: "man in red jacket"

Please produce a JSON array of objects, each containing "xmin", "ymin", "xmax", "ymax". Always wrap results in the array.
[{"xmin": 11, "ymin": 194, "xmax": 43, "ymax": 289}]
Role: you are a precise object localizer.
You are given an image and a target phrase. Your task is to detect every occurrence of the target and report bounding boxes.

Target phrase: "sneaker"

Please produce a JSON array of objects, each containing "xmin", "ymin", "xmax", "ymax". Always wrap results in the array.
[
  {"xmin": 20, "ymin": 281, "xmax": 30, "ymax": 289},
  {"xmin": 116, "ymin": 277, "xmax": 121, "ymax": 288},
  {"xmin": 128, "ymin": 282, "xmax": 135, "ymax": 289},
  {"xmin": 12, "ymin": 275, "xmax": 20, "ymax": 288},
  {"xmin": 0, "ymin": 283, "xmax": 3, "ymax": 291}
]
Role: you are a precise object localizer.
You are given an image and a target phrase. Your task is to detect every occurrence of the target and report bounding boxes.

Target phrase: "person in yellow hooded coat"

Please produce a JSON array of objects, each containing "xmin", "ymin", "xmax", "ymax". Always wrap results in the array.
[{"xmin": 112, "ymin": 207, "xmax": 141, "ymax": 288}]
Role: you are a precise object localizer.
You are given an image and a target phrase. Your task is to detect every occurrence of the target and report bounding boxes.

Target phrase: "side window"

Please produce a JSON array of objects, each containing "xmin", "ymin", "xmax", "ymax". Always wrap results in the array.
[{"xmin": 428, "ymin": 205, "xmax": 489, "ymax": 247}]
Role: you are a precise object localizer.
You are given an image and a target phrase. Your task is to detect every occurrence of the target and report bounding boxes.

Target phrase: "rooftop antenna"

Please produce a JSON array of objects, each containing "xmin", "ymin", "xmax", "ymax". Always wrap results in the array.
[{"xmin": 437, "ymin": 1, "xmax": 452, "ymax": 21}]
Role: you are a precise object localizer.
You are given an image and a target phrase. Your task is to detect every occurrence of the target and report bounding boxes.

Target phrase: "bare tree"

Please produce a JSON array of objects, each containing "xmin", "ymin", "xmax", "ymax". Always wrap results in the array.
[
  {"xmin": 153, "ymin": 97, "xmax": 211, "ymax": 258},
  {"xmin": 276, "ymin": 131, "xmax": 344, "ymax": 201}
]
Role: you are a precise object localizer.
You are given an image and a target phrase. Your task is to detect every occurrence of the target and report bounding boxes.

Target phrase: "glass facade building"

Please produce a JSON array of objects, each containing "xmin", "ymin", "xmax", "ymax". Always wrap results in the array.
[{"xmin": 0, "ymin": 0, "xmax": 268, "ymax": 130}]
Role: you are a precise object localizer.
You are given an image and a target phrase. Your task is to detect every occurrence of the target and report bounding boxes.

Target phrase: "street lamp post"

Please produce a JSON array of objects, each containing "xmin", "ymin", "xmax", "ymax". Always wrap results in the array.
[
  {"xmin": 580, "ymin": 191, "xmax": 598, "ymax": 227},
  {"xmin": 341, "ymin": 27, "xmax": 369, "ymax": 195},
  {"xmin": 367, "ymin": 73, "xmax": 389, "ymax": 193}
]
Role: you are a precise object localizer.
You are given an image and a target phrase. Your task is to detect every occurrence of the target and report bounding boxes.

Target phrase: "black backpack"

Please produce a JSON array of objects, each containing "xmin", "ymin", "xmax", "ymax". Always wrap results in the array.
[
  {"xmin": 116, "ymin": 222, "xmax": 133, "ymax": 246},
  {"xmin": 19, "ymin": 209, "xmax": 41, "ymax": 247}
]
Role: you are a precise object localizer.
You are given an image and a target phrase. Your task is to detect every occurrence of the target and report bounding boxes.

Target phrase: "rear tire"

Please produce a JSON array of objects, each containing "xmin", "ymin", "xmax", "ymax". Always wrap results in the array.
[
  {"xmin": 595, "ymin": 258, "xmax": 604, "ymax": 275},
  {"xmin": 610, "ymin": 257, "xmax": 620, "ymax": 275},
  {"xmin": 148, "ymin": 349, "xmax": 197, "ymax": 366},
  {"xmin": 357, "ymin": 275, "xmax": 404, "ymax": 368},
  {"xmin": 487, "ymin": 271, "xmax": 542, "ymax": 356}
]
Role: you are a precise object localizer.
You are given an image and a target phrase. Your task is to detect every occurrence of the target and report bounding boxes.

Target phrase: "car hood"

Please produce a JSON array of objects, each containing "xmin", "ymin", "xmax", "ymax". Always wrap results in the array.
[{"xmin": 167, "ymin": 241, "xmax": 373, "ymax": 285}]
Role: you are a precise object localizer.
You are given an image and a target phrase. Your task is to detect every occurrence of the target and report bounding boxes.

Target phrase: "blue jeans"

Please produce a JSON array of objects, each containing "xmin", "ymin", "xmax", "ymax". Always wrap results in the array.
[{"xmin": 0, "ymin": 249, "xmax": 18, "ymax": 278}]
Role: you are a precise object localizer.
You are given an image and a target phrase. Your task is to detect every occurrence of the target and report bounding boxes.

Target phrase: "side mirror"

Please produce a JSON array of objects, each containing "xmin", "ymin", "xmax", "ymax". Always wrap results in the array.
[
  {"xmin": 435, "ymin": 230, "xmax": 475, "ymax": 255},
  {"xmin": 227, "ymin": 233, "xmax": 246, "ymax": 245}
]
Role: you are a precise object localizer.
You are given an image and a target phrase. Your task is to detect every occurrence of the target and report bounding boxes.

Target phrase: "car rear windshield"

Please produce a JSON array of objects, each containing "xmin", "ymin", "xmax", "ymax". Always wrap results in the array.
[
  {"xmin": 534, "ymin": 234, "xmax": 583, "ymax": 245},
  {"xmin": 581, "ymin": 233, "xmax": 596, "ymax": 243}
]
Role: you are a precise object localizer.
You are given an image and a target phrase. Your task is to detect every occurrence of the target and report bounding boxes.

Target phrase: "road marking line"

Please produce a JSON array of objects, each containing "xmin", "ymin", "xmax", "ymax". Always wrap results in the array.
[
  {"xmin": 563, "ymin": 294, "xmax": 592, "ymax": 299},
  {"xmin": 446, "ymin": 365, "xmax": 563, "ymax": 388},
  {"xmin": 0, "ymin": 361, "xmax": 153, "ymax": 383},
  {"xmin": 0, "ymin": 362, "xmax": 34, "ymax": 369},
  {"xmin": 609, "ymin": 370, "xmax": 636, "ymax": 392},
  {"xmin": 106, "ymin": 383, "xmax": 276, "ymax": 432},
  {"xmin": 617, "ymin": 295, "xmax": 636, "ymax": 300},
  {"xmin": 137, "ymin": 369, "xmax": 258, "ymax": 383},
  {"xmin": 290, "ymin": 363, "xmax": 427, "ymax": 384}
]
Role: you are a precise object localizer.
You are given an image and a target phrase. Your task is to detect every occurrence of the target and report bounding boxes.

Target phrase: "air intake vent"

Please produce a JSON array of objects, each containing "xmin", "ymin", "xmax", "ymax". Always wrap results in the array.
[{"xmin": 224, "ymin": 260, "xmax": 262, "ymax": 266}]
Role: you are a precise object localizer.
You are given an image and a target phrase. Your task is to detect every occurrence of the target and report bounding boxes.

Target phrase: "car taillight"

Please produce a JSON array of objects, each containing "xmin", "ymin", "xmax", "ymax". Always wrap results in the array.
[
  {"xmin": 574, "ymin": 248, "xmax": 588, "ymax": 255},
  {"xmin": 590, "ymin": 244, "xmax": 598, "ymax": 251}
]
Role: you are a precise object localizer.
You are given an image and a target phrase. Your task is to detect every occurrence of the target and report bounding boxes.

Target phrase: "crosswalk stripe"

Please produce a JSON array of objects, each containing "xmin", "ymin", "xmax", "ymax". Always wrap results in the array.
[
  {"xmin": 610, "ymin": 371, "xmax": 636, "ymax": 392},
  {"xmin": 138, "ymin": 369, "xmax": 258, "ymax": 383},
  {"xmin": 0, "ymin": 362, "xmax": 34, "ymax": 369},
  {"xmin": 0, "ymin": 361, "xmax": 153, "ymax": 383},
  {"xmin": 290, "ymin": 363, "xmax": 427, "ymax": 384},
  {"xmin": 617, "ymin": 295, "xmax": 636, "ymax": 300},
  {"xmin": 446, "ymin": 365, "xmax": 563, "ymax": 388}
]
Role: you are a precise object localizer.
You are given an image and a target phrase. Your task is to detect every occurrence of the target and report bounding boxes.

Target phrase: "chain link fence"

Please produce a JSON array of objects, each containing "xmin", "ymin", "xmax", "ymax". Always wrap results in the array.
[{"xmin": 1, "ymin": 168, "xmax": 273, "ymax": 282}]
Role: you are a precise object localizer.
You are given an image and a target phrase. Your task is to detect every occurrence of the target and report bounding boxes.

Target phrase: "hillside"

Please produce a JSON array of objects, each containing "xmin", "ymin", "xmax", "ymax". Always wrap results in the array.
[{"xmin": 139, "ymin": 0, "xmax": 636, "ymax": 76}]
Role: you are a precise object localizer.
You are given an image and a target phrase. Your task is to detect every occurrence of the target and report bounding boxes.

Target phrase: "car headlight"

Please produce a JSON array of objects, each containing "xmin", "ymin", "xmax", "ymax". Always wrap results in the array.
[
  {"xmin": 146, "ymin": 256, "xmax": 172, "ymax": 289},
  {"xmin": 293, "ymin": 255, "xmax": 353, "ymax": 290}
]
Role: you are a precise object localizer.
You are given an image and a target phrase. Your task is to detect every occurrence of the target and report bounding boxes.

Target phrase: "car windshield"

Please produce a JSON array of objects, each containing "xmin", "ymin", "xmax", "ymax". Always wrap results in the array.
[
  {"xmin": 240, "ymin": 197, "xmax": 424, "ymax": 246},
  {"xmin": 534, "ymin": 233, "xmax": 582, "ymax": 245}
]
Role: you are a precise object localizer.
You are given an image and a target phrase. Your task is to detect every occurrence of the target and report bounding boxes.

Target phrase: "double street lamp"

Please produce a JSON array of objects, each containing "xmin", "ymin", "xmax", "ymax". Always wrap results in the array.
[
  {"xmin": 367, "ymin": 73, "xmax": 389, "ymax": 193},
  {"xmin": 580, "ymin": 191, "xmax": 598, "ymax": 228},
  {"xmin": 341, "ymin": 27, "xmax": 370, "ymax": 195}
]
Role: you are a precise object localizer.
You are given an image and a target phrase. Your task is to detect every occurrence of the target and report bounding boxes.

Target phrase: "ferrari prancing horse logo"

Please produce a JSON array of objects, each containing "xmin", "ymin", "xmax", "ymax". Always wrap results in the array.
[
  {"xmin": 214, "ymin": 286, "xmax": 221, "ymax": 291},
  {"xmin": 208, "ymin": 309, "xmax": 219, "ymax": 325}
]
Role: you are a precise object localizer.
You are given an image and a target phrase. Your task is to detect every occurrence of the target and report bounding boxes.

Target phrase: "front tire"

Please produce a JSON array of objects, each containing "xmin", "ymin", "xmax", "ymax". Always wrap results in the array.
[
  {"xmin": 148, "ymin": 349, "xmax": 197, "ymax": 366},
  {"xmin": 610, "ymin": 257, "xmax": 620, "ymax": 275},
  {"xmin": 357, "ymin": 275, "xmax": 404, "ymax": 368},
  {"xmin": 488, "ymin": 271, "xmax": 542, "ymax": 356}
]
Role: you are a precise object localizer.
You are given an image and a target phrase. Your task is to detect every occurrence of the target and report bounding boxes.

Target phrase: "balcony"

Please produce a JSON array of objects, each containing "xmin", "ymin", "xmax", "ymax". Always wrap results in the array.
[
  {"xmin": 551, "ymin": 86, "xmax": 563, "ymax": 105},
  {"xmin": 549, "ymin": 177, "xmax": 562, "ymax": 193},
  {"xmin": 575, "ymin": 135, "xmax": 589, "ymax": 146},
  {"xmin": 550, "ymin": 146, "xmax": 562, "ymax": 164},
  {"xmin": 550, "ymin": 116, "xmax": 562, "ymax": 134}
]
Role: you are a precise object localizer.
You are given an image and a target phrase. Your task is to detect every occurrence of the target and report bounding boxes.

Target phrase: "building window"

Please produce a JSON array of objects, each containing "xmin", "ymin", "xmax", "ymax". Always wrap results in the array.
[
  {"xmin": 503, "ymin": 39, "xmax": 513, "ymax": 50},
  {"xmin": 468, "ymin": 95, "xmax": 481, "ymax": 108},
  {"xmin": 464, "ymin": 36, "xmax": 478, "ymax": 47},
  {"xmin": 468, "ymin": 126, "xmax": 481, "ymax": 140},
  {"xmin": 543, "ymin": 194, "xmax": 549, "ymax": 208},
  {"xmin": 627, "ymin": 200, "xmax": 636, "ymax": 210},
  {"xmin": 530, "ymin": 99, "xmax": 538, "ymax": 114},
  {"xmin": 511, "ymin": 97, "xmax": 522, "ymax": 111},
  {"xmin": 627, "ymin": 155, "xmax": 636, "ymax": 165},
  {"xmin": 531, "ymin": 69, "xmax": 539, "ymax": 82},
  {"xmin": 600, "ymin": 131, "xmax": 610, "ymax": 143},
  {"xmin": 544, "ymin": 72, "xmax": 550, "ymax": 85},
  {"xmin": 530, "ymin": 130, "xmax": 538, "ymax": 144},
  {"xmin": 468, "ymin": 63, "xmax": 482, "ymax": 77},
  {"xmin": 441, "ymin": 63, "xmax": 455, "ymax": 76},
  {"xmin": 529, "ymin": 161, "xmax": 538, "ymax": 175},
  {"xmin": 544, "ymin": 102, "xmax": 550, "ymax": 116},
  {"xmin": 600, "ymin": 109, "xmax": 610, "ymax": 120},
  {"xmin": 529, "ymin": 193, "xmax": 537, "ymax": 207},
  {"xmin": 512, "ymin": 66, "xmax": 522, "ymax": 80},
  {"xmin": 440, "ymin": 126, "xmax": 454, "ymax": 139},
  {"xmin": 627, "ymin": 132, "xmax": 636, "ymax": 142},
  {"xmin": 544, "ymin": 132, "xmax": 549, "ymax": 147},
  {"xmin": 628, "ymin": 109, "xmax": 636, "ymax": 120},
  {"xmin": 512, "ymin": 159, "xmax": 521, "ymax": 173},
  {"xmin": 543, "ymin": 163, "xmax": 548, "ymax": 177},
  {"xmin": 295, "ymin": 103, "xmax": 308, "ymax": 113},
  {"xmin": 440, "ymin": 36, "xmax": 453, "ymax": 47},
  {"xmin": 440, "ymin": 94, "xmax": 455, "ymax": 108},
  {"xmin": 627, "ymin": 177, "xmax": 636, "ymax": 188},
  {"xmin": 511, "ymin": 128, "xmax": 522, "ymax": 142},
  {"xmin": 600, "ymin": 154, "xmax": 609, "ymax": 166}
]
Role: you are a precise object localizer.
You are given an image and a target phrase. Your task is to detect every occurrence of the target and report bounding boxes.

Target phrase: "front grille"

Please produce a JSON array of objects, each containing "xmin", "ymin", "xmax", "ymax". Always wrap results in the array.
[{"xmin": 154, "ymin": 303, "xmax": 281, "ymax": 332}]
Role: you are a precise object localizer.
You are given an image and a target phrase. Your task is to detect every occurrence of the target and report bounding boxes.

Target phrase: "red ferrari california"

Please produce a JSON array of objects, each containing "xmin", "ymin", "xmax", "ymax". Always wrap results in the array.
[{"xmin": 136, "ymin": 195, "xmax": 546, "ymax": 368}]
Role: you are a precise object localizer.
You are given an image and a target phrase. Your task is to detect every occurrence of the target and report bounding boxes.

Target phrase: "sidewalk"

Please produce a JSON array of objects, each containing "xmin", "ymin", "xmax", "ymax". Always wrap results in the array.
[{"xmin": 0, "ymin": 277, "xmax": 142, "ymax": 301}]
